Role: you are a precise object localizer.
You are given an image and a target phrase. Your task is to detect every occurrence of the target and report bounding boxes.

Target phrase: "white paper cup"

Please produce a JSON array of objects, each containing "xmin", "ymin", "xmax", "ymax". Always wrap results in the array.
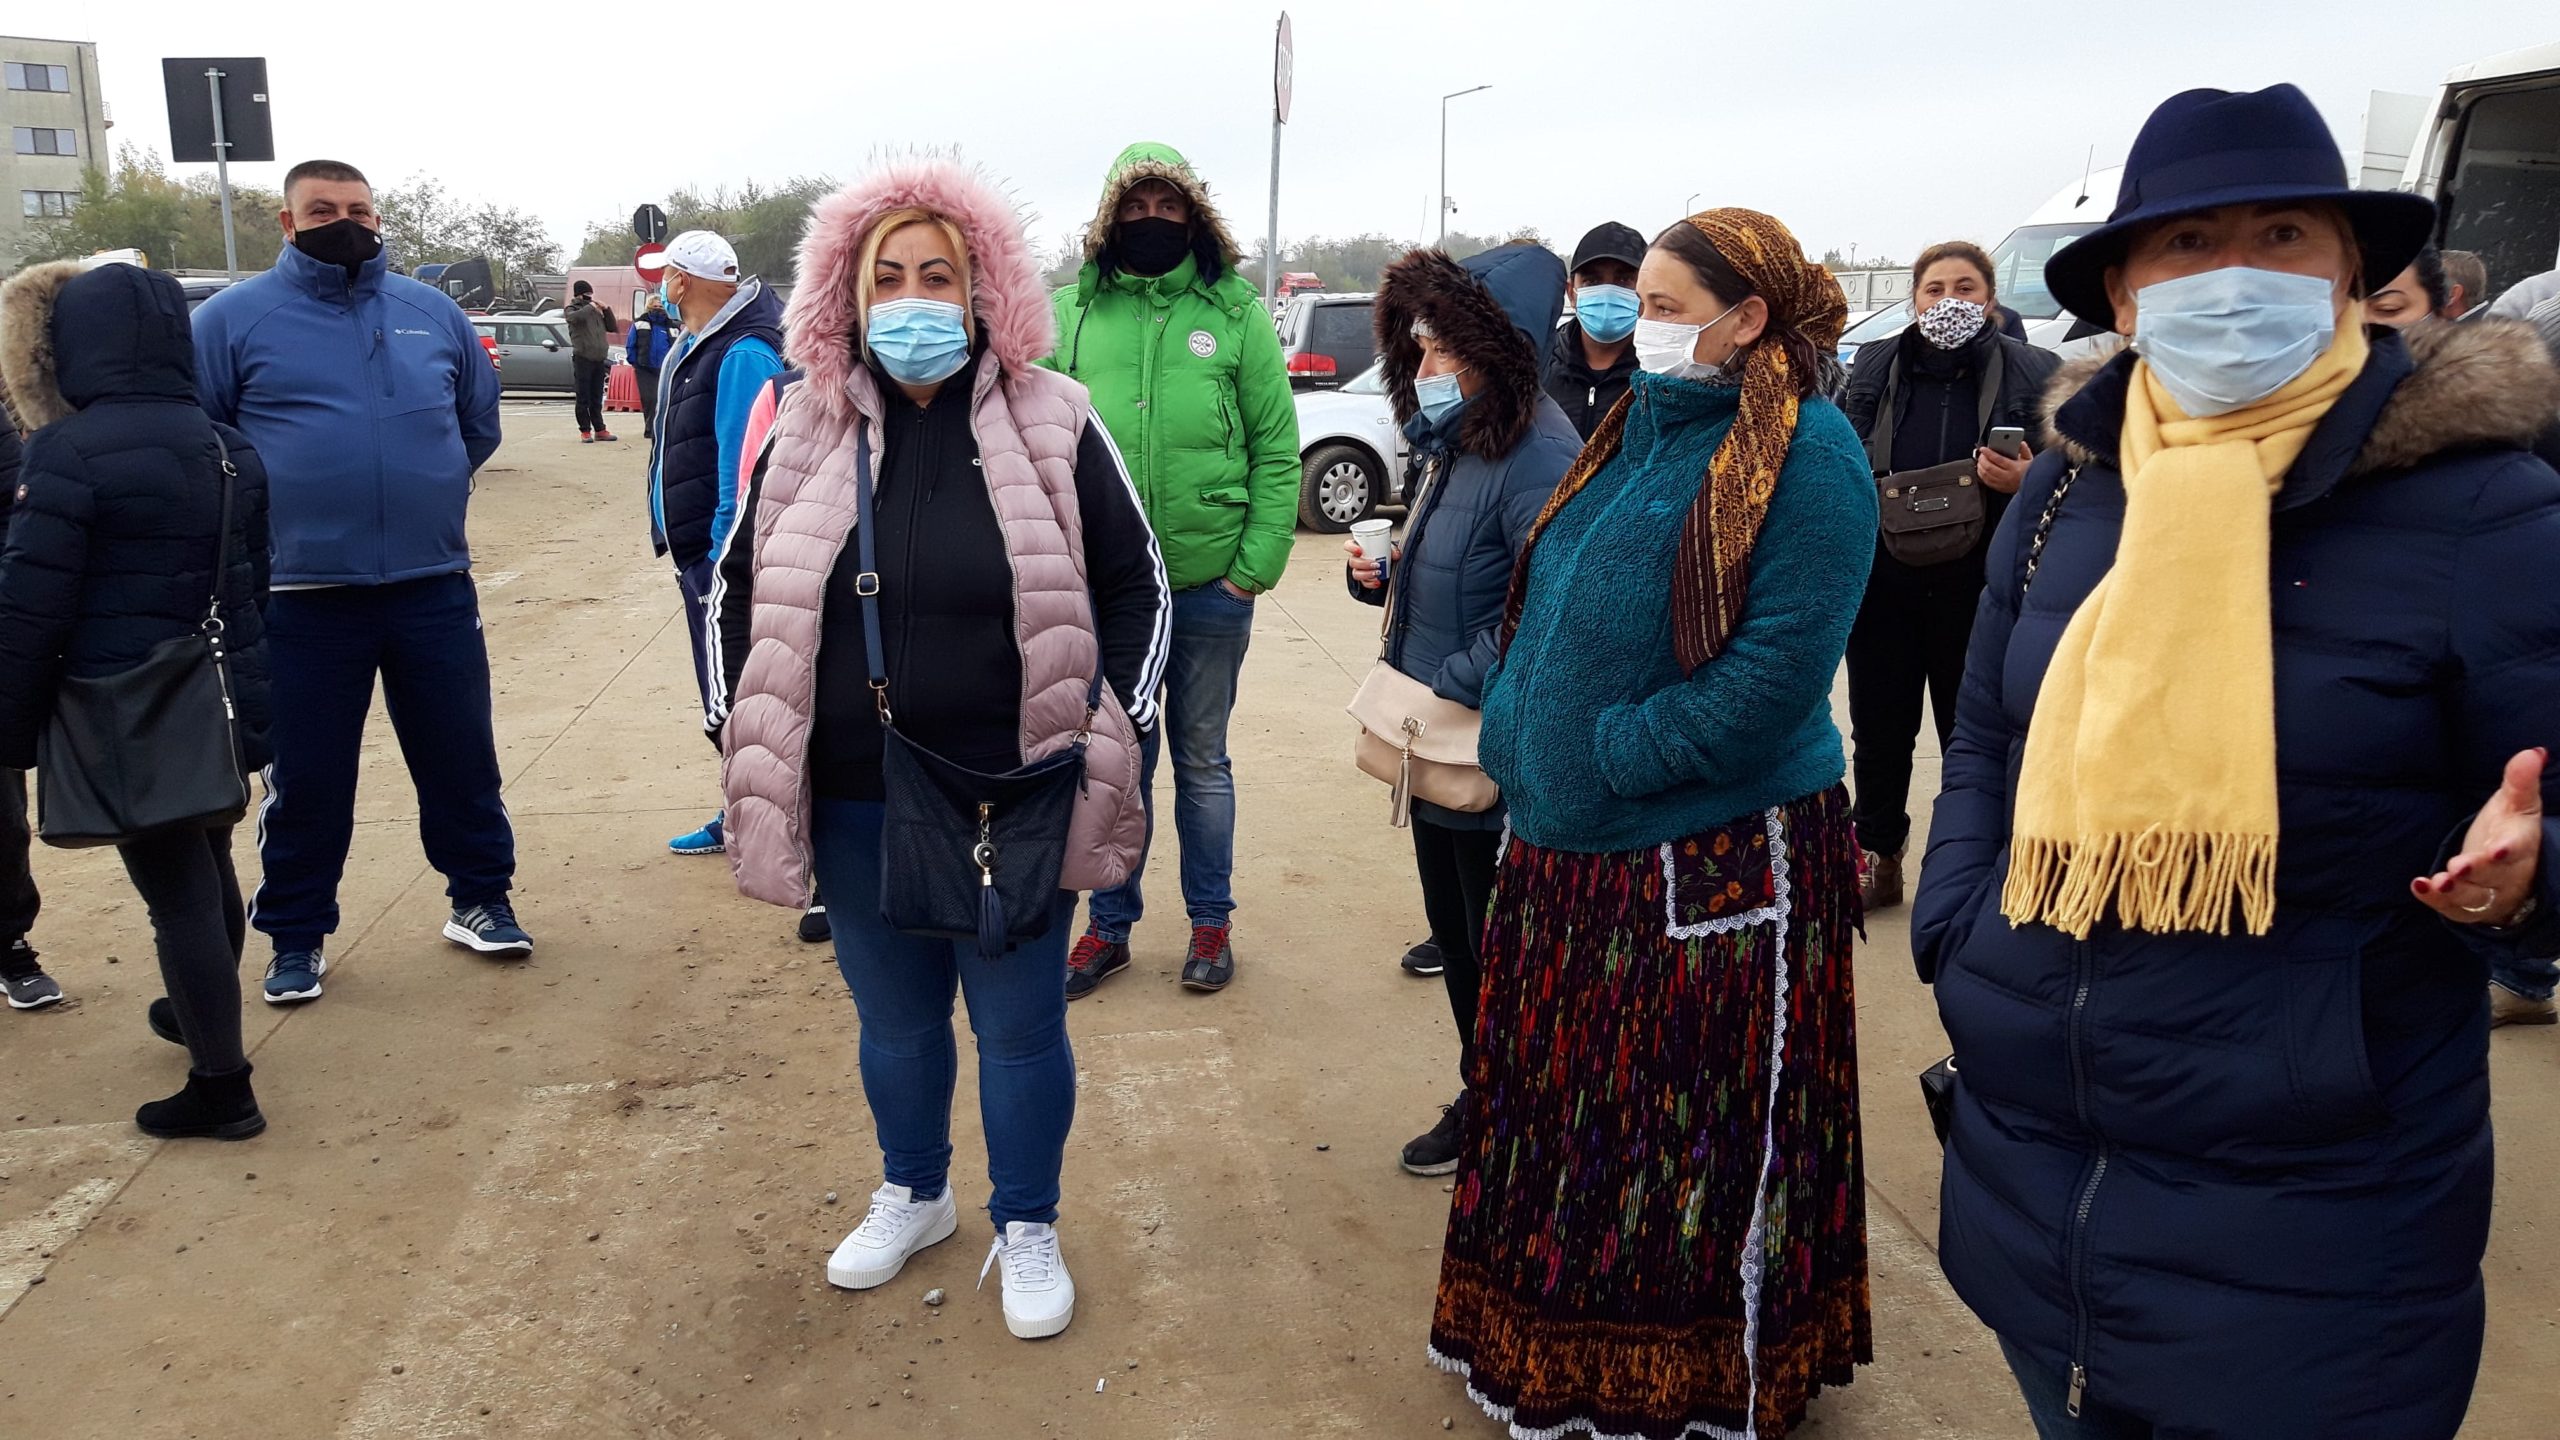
[{"xmin": 1350, "ymin": 519, "xmax": 1394, "ymax": 579}]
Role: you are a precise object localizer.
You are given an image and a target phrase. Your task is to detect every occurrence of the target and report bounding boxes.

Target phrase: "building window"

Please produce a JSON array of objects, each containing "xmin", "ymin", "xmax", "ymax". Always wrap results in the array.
[
  {"xmin": 4, "ymin": 63, "xmax": 73, "ymax": 92},
  {"xmin": 20, "ymin": 190, "xmax": 76, "ymax": 218},
  {"xmin": 11, "ymin": 127, "xmax": 77, "ymax": 156}
]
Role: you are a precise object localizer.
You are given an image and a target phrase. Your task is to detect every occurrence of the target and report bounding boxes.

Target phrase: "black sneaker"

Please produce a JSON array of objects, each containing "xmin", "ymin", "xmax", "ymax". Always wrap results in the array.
[
  {"xmin": 1180, "ymin": 925, "xmax": 1236, "ymax": 993},
  {"xmin": 1401, "ymin": 939, "xmax": 1445, "ymax": 977},
  {"xmin": 1065, "ymin": 933, "xmax": 1129, "ymax": 1000},
  {"xmin": 798, "ymin": 900, "xmax": 831, "ymax": 944},
  {"xmin": 1400, "ymin": 1093, "xmax": 1470, "ymax": 1177},
  {"xmin": 3, "ymin": 940, "xmax": 63, "ymax": 1010}
]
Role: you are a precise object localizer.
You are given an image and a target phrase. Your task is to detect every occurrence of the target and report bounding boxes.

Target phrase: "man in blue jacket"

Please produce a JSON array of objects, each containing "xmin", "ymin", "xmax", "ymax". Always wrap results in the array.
[
  {"xmin": 625, "ymin": 292, "xmax": 678, "ymax": 440},
  {"xmin": 194, "ymin": 158, "xmax": 526, "ymax": 1006},
  {"xmin": 648, "ymin": 230, "xmax": 783, "ymax": 858}
]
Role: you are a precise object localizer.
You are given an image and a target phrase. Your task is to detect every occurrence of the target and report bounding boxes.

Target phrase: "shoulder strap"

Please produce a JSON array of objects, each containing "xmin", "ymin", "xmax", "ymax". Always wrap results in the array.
[
  {"xmin": 2020, "ymin": 464, "xmax": 2079, "ymax": 599},
  {"xmin": 1975, "ymin": 342, "xmax": 2006, "ymax": 441},
  {"xmin": 851, "ymin": 430, "xmax": 892, "ymax": 723},
  {"xmin": 206, "ymin": 431, "xmax": 238, "ymax": 626}
]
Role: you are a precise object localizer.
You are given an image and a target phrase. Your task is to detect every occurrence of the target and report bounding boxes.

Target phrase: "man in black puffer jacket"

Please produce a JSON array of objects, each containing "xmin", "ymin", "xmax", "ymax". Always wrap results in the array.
[{"xmin": 0, "ymin": 259, "xmax": 275, "ymax": 1138}]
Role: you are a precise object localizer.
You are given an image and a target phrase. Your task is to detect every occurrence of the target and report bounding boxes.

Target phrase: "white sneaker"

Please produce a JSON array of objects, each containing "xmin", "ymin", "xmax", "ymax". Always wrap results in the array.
[
  {"xmin": 978, "ymin": 1220, "xmax": 1076, "ymax": 1339},
  {"xmin": 825, "ymin": 1184, "xmax": 958, "ymax": 1291}
]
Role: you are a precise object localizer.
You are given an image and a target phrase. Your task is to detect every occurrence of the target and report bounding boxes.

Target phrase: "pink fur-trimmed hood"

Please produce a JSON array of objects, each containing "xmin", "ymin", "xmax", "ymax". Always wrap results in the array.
[{"xmin": 784, "ymin": 156, "xmax": 1055, "ymax": 413}]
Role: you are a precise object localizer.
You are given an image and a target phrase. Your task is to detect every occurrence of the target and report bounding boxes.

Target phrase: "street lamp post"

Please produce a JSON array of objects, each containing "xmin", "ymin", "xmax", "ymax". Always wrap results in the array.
[
  {"xmin": 1439, "ymin": 84, "xmax": 1491, "ymax": 246},
  {"xmin": 1684, "ymin": 191, "xmax": 1700, "ymax": 216}
]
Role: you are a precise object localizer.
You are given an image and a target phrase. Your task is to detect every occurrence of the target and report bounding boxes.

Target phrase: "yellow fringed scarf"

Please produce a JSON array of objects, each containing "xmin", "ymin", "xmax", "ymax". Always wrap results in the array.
[{"xmin": 2001, "ymin": 321, "xmax": 2368, "ymax": 939}]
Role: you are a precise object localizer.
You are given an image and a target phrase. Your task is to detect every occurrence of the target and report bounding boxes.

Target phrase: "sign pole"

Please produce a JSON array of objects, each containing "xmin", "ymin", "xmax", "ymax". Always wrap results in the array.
[
  {"xmin": 205, "ymin": 66, "xmax": 238, "ymax": 279},
  {"xmin": 1266, "ymin": 12, "xmax": 1292, "ymax": 302}
]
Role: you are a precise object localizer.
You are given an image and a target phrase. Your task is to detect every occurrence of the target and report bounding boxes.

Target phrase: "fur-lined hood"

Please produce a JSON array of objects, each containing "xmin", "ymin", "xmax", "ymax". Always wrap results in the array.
[
  {"xmin": 1374, "ymin": 244, "xmax": 1565, "ymax": 463},
  {"xmin": 1079, "ymin": 142, "xmax": 1242, "ymax": 276},
  {"xmin": 2039, "ymin": 318, "xmax": 2560, "ymax": 479},
  {"xmin": 2, "ymin": 260, "xmax": 197, "ymax": 432},
  {"xmin": 783, "ymin": 155, "xmax": 1055, "ymax": 423},
  {"xmin": 0, "ymin": 260, "xmax": 83, "ymax": 431}
]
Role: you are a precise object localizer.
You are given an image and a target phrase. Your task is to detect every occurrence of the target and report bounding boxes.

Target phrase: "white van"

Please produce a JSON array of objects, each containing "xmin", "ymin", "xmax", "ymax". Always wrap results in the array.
[
  {"xmin": 2393, "ymin": 40, "xmax": 2560, "ymax": 310},
  {"xmin": 1832, "ymin": 168, "xmax": 2124, "ymax": 366}
]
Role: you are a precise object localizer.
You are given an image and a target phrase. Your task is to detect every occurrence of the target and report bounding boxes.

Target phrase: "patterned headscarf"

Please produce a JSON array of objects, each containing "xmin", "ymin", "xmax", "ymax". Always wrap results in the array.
[{"xmin": 1504, "ymin": 208, "xmax": 1847, "ymax": 674}]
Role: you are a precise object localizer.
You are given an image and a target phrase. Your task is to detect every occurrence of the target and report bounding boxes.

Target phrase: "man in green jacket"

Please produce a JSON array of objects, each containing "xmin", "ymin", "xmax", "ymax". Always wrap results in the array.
[{"xmin": 1046, "ymin": 141, "xmax": 1299, "ymax": 998}]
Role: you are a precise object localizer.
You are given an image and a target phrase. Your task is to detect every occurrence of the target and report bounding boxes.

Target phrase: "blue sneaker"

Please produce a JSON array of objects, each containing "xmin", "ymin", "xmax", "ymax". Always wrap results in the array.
[
  {"xmin": 669, "ymin": 813, "xmax": 726, "ymax": 856},
  {"xmin": 263, "ymin": 949, "xmax": 327, "ymax": 1005},
  {"xmin": 444, "ymin": 901, "xmax": 533, "ymax": 959}
]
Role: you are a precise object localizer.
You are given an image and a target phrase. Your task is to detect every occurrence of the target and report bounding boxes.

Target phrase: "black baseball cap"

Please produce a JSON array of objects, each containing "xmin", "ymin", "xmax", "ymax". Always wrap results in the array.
[{"xmin": 1569, "ymin": 222, "xmax": 1647, "ymax": 276}]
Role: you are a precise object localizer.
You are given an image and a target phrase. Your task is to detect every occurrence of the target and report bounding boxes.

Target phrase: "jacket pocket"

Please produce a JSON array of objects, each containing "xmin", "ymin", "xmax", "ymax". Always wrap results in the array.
[
  {"xmin": 384, "ymin": 328, "xmax": 462, "ymax": 417},
  {"xmin": 1198, "ymin": 486, "xmax": 1248, "ymax": 508},
  {"xmin": 2278, "ymin": 937, "xmax": 2391, "ymax": 1142}
]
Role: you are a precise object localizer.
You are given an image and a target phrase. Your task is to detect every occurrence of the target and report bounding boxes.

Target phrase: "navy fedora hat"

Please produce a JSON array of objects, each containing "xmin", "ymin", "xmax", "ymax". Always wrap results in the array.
[{"xmin": 2045, "ymin": 83, "xmax": 2437, "ymax": 331}]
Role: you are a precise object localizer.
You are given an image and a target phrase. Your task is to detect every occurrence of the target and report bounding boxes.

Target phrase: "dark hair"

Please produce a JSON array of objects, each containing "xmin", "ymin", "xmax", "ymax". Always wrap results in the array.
[
  {"xmin": 573, "ymin": 280, "xmax": 593, "ymax": 296},
  {"xmin": 2408, "ymin": 243, "xmax": 2450, "ymax": 313},
  {"xmin": 1649, "ymin": 221, "xmax": 1821, "ymax": 395},
  {"xmin": 1911, "ymin": 240, "xmax": 1997, "ymax": 298},
  {"xmin": 283, "ymin": 159, "xmax": 370, "ymax": 206}
]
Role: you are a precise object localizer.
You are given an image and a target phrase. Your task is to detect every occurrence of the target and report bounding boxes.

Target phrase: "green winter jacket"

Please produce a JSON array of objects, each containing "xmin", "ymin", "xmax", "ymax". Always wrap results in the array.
[{"xmin": 1043, "ymin": 142, "xmax": 1300, "ymax": 594}]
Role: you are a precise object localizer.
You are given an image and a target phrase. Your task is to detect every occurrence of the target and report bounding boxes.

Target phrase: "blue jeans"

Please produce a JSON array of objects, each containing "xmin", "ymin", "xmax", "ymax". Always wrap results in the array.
[
  {"xmin": 1086, "ymin": 583, "xmax": 1256, "ymax": 941},
  {"xmin": 811, "ymin": 798, "xmax": 1077, "ymax": 1228},
  {"xmin": 252, "ymin": 575, "xmax": 515, "ymax": 953},
  {"xmin": 2493, "ymin": 952, "xmax": 2558, "ymax": 1002},
  {"xmin": 1999, "ymin": 1336, "xmax": 2171, "ymax": 1439}
]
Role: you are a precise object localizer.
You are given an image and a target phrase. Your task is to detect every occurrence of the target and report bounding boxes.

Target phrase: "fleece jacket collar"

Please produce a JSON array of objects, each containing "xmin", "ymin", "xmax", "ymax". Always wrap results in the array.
[{"xmin": 275, "ymin": 235, "xmax": 386, "ymax": 306}]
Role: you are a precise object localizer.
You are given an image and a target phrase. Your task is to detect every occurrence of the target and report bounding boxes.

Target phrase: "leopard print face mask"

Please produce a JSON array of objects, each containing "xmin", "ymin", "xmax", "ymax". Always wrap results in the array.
[{"xmin": 1916, "ymin": 296, "xmax": 1989, "ymax": 350}]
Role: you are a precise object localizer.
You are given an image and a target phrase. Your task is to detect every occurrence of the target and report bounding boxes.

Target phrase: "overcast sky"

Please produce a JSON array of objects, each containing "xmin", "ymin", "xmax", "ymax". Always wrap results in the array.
[{"xmin": 28, "ymin": 0, "xmax": 2559, "ymax": 272}]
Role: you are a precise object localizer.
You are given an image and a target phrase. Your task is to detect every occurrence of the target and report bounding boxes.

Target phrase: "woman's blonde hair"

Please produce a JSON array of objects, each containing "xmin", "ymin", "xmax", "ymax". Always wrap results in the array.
[{"xmin": 853, "ymin": 207, "xmax": 974, "ymax": 351}]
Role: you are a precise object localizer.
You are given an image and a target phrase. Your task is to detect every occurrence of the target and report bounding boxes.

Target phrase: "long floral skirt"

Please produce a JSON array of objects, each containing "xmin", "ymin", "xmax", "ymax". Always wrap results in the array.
[{"xmin": 1429, "ymin": 787, "xmax": 1872, "ymax": 1440}]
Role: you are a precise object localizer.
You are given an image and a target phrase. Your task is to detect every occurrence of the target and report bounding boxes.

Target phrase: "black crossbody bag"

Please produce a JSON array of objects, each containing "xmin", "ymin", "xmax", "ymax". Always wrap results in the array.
[
  {"xmin": 1920, "ymin": 462, "xmax": 2080, "ymax": 1145},
  {"xmin": 849, "ymin": 433, "xmax": 1095, "ymax": 957},
  {"xmin": 37, "ymin": 432, "xmax": 252, "ymax": 848}
]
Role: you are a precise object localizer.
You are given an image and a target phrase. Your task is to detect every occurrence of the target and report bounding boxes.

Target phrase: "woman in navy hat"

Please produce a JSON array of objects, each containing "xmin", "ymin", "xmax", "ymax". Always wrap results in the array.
[{"xmin": 1915, "ymin": 84, "xmax": 2560, "ymax": 1437}]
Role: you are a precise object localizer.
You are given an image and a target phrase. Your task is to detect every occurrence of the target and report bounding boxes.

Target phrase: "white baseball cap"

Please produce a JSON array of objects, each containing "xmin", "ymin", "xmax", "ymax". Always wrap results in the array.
[{"xmin": 659, "ymin": 230, "xmax": 741, "ymax": 283}]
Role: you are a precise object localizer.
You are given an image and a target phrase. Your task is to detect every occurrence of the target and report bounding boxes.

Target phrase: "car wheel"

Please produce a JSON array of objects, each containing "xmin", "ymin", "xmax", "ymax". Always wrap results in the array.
[{"xmin": 1299, "ymin": 443, "xmax": 1379, "ymax": 533}]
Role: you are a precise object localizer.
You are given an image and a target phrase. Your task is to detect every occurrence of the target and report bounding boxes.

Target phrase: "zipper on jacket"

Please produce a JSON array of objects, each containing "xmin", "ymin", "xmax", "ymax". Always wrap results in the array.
[
  {"xmin": 2061, "ymin": 937, "xmax": 2109, "ymax": 1419},
  {"xmin": 890, "ymin": 403, "xmax": 932, "ymax": 719}
]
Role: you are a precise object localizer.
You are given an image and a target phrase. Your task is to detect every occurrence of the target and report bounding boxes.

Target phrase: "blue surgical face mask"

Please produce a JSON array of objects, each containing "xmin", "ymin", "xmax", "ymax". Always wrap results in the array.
[
  {"xmin": 658, "ymin": 278, "xmax": 682, "ymax": 326},
  {"xmin": 1575, "ymin": 283, "xmax": 1640, "ymax": 343},
  {"xmin": 1415, "ymin": 369, "xmax": 1469, "ymax": 427},
  {"xmin": 867, "ymin": 298, "xmax": 972, "ymax": 386},
  {"xmin": 2131, "ymin": 266, "xmax": 2337, "ymax": 417}
]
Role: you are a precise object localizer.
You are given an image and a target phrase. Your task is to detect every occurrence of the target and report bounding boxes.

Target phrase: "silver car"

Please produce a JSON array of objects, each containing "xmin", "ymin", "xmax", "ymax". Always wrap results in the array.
[{"xmin": 472, "ymin": 315, "xmax": 576, "ymax": 393}]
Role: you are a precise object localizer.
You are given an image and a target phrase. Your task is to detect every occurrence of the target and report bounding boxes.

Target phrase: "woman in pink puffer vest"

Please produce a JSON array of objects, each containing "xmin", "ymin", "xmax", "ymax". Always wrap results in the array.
[{"xmin": 704, "ymin": 157, "xmax": 1170, "ymax": 1341}]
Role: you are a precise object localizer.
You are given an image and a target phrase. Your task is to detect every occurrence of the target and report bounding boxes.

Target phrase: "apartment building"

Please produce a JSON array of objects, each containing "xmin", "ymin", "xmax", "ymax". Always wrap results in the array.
[{"xmin": 0, "ymin": 35, "xmax": 110, "ymax": 263}]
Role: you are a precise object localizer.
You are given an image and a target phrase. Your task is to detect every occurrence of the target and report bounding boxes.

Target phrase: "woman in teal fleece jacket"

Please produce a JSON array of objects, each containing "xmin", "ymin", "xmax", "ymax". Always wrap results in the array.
[{"xmin": 1429, "ymin": 211, "xmax": 1877, "ymax": 1440}]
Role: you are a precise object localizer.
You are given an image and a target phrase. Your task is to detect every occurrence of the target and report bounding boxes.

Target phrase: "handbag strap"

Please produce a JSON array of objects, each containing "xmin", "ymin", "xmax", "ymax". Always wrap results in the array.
[
  {"xmin": 2020, "ymin": 464, "xmax": 2079, "ymax": 598},
  {"xmin": 847, "ymin": 425, "xmax": 1108, "ymax": 730},
  {"xmin": 205, "ymin": 430, "xmax": 238, "ymax": 629},
  {"xmin": 1866, "ymin": 335, "xmax": 2008, "ymax": 477}
]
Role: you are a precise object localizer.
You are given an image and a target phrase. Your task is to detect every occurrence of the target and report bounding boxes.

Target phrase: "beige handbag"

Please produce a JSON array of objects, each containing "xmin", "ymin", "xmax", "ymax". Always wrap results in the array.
[{"xmin": 1345, "ymin": 459, "xmax": 1500, "ymax": 827}]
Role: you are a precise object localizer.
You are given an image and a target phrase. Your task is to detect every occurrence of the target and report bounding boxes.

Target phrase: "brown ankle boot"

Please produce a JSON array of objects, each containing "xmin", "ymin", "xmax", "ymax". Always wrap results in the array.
[{"xmin": 1860, "ymin": 850, "xmax": 1905, "ymax": 912}]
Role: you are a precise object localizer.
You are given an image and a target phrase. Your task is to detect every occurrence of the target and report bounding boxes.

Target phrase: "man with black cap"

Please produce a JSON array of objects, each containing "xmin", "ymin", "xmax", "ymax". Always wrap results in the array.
[
  {"xmin": 1544, "ymin": 221, "xmax": 1646, "ymax": 438},
  {"xmin": 564, "ymin": 279, "xmax": 618, "ymax": 443}
]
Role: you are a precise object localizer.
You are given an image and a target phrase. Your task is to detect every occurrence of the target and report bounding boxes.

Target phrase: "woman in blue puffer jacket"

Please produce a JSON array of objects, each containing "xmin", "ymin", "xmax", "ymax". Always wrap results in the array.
[
  {"xmin": 1345, "ymin": 242, "xmax": 1581, "ymax": 1179},
  {"xmin": 1916, "ymin": 84, "xmax": 2560, "ymax": 1439}
]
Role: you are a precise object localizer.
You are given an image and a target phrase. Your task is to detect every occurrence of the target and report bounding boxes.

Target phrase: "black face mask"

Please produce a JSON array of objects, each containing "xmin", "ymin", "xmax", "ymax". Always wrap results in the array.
[
  {"xmin": 292, "ymin": 218, "xmax": 383, "ymax": 281},
  {"xmin": 1113, "ymin": 216, "xmax": 1192, "ymax": 278}
]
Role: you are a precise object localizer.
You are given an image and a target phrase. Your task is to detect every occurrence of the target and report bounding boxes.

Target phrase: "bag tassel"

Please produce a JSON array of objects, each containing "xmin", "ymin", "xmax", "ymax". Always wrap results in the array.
[
  {"xmin": 973, "ymin": 803, "xmax": 1005, "ymax": 958},
  {"xmin": 1390, "ymin": 743, "xmax": 1415, "ymax": 831}
]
